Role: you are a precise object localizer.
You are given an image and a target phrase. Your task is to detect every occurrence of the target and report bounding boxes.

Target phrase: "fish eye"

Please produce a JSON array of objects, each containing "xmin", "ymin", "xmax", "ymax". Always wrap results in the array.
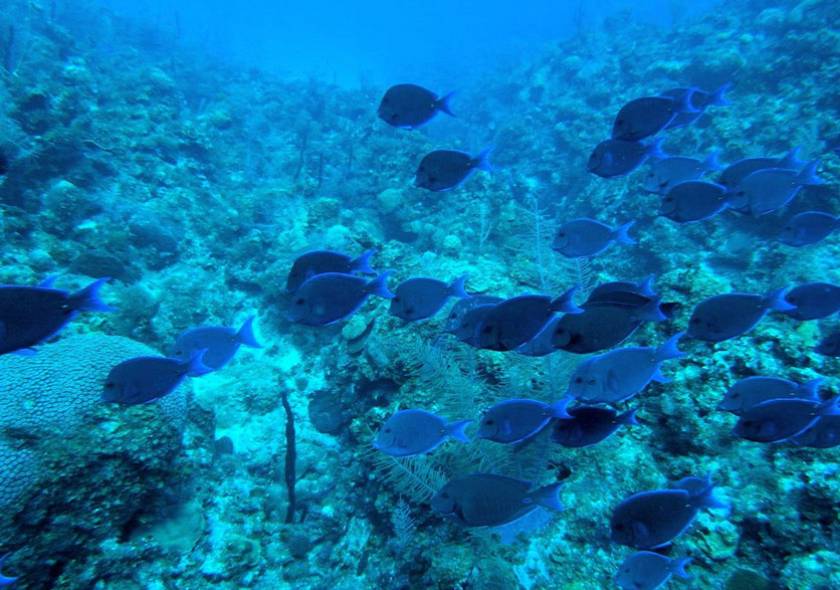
[
  {"xmin": 441, "ymin": 492, "xmax": 450, "ymax": 499},
  {"xmin": 390, "ymin": 113, "xmax": 398, "ymax": 121},
  {"xmin": 384, "ymin": 427, "xmax": 391, "ymax": 433},
  {"xmin": 614, "ymin": 523, "xmax": 625, "ymax": 530},
  {"xmin": 574, "ymin": 377, "xmax": 583, "ymax": 384},
  {"xmin": 393, "ymin": 296, "xmax": 401, "ymax": 302},
  {"xmin": 295, "ymin": 298, "xmax": 305, "ymax": 305},
  {"xmin": 481, "ymin": 325, "xmax": 493, "ymax": 334},
  {"xmin": 484, "ymin": 419, "xmax": 494, "ymax": 425},
  {"xmin": 105, "ymin": 381, "xmax": 115, "ymax": 389},
  {"xmin": 557, "ymin": 231, "xmax": 566, "ymax": 238}
]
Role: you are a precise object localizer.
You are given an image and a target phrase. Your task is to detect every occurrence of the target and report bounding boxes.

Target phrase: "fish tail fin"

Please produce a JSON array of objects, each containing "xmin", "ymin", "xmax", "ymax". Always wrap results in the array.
[
  {"xmin": 618, "ymin": 409, "xmax": 639, "ymax": 426},
  {"xmin": 778, "ymin": 146, "xmax": 805, "ymax": 169},
  {"xmin": 69, "ymin": 278, "xmax": 115, "ymax": 312},
  {"xmin": 550, "ymin": 396, "xmax": 573, "ymax": 419},
  {"xmin": 703, "ymin": 149, "xmax": 723, "ymax": 172},
  {"xmin": 237, "ymin": 315, "xmax": 262, "ymax": 348},
  {"xmin": 367, "ymin": 271, "xmax": 395, "ymax": 299},
  {"xmin": 692, "ymin": 473, "xmax": 730, "ymax": 510},
  {"xmin": 551, "ymin": 286, "xmax": 582, "ymax": 315},
  {"xmin": 647, "ymin": 137, "xmax": 667, "ymax": 160},
  {"xmin": 710, "ymin": 81, "xmax": 732, "ymax": 106},
  {"xmin": 38, "ymin": 275, "xmax": 59, "ymax": 289},
  {"xmin": 528, "ymin": 482, "xmax": 564, "ymax": 512},
  {"xmin": 445, "ymin": 419, "xmax": 472, "ymax": 443},
  {"xmin": 186, "ymin": 348, "xmax": 212, "ymax": 377},
  {"xmin": 474, "ymin": 147, "xmax": 494, "ymax": 172},
  {"xmin": 678, "ymin": 87, "xmax": 701, "ymax": 113},
  {"xmin": 449, "ymin": 275, "xmax": 469, "ymax": 299},
  {"xmin": 819, "ymin": 396, "xmax": 840, "ymax": 417},
  {"xmin": 671, "ymin": 557, "xmax": 693, "ymax": 579},
  {"xmin": 436, "ymin": 91, "xmax": 456, "ymax": 117},
  {"xmin": 351, "ymin": 249, "xmax": 377, "ymax": 275},
  {"xmin": 638, "ymin": 274, "xmax": 657, "ymax": 296},
  {"xmin": 764, "ymin": 287, "xmax": 796, "ymax": 312},
  {"xmin": 797, "ymin": 159, "xmax": 823, "ymax": 186},
  {"xmin": 634, "ymin": 297, "xmax": 668, "ymax": 323},
  {"xmin": 655, "ymin": 332, "xmax": 685, "ymax": 362},
  {"xmin": 613, "ymin": 220, "xmax": 636, "ymax": 245},
  {"xmin": 659, "ymin": 301, "xmax": 679, "ymax": 319},
  {"xmin": 800, "ymin": 377, "xmax": 823, "ymax": 399}
]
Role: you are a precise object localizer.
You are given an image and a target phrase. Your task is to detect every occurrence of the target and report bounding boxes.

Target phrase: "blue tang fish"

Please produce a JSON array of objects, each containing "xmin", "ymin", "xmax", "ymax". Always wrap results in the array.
[
  {"xmin": 729, "ymin": 160, "xmax": 822, "ymax": 216},
  {"xmin": 659, "ymin": 181, "xmax": 730, "ymax": 223},
  {"xmin": 718, "ymin": 376, "xmax": 822, "ymax": 415},
  {"xmin": 373, "ymin": 409, "xmax": 471, "ymax": 457},
  {"xmin": 781, "ymin": 282, "xmax": 840, "ymax": 320},
  {"xmin": 588, "ymin": 276, "xmax": 656, "ymax": 302},
  {"xmin": 687, "ymin": 288, "xmax": 795, "ymax": 342},
  {"xmin": 286, "ymin": 249, "xmax": 376, "ymax": 292},
  {"xmin": 552, "ymin": 218, "xmax": 635, "ymax": 258},
  {"xmin": 734, "ymin": 397, "xmax": 840, "ymax": 443},
  {"xmin": 588, "ymin": 138, "xmax": 664, "ymax": 178},
  {"xmin": 816, "ymin": 331, "xmax": 840, "ymax": 357},
  {"xmin": 103, "ymin": 350, "xmax": 210, "ymax": 405},
  {"xmin": 289, "ymin": 272, "xmax": 394, "ymax": 326},
  {"xmin": 0, "ymin": 277, "xmax": 112, "ymax": 356},
  {"xmin": 389, "ymin": 276, "xmax": 468, "ymax": 321},
  {"xmin": 778, "ymin": 211, "xmax": 839, "ymax": 247},
  {"xmin": 615, "ymin": 551, "xmax": 692, "ymax": 590},
  {"xmin": 415, "ymin": 148, "xmax": 492, "ymax": 192},
  {"xmin": 431, "ymin": 473, "xmax": 563, "ymax": 527},
  {"xmin": 661, "ymin": 82, "xmax": 731, "ymax": 129},
  {"xmin": 551, "ymin": 406, "xmax": 638, "ymax": 448},
  {"xmin": 171, "ymin": 316, "xmax": 262, "ymax": 373},
  {"xmin": 790, "ymin": 415, "xmax": 840, "ymax": 449},
  {"xmin": 718, "ymin": 146, "xmax": 804, "ymax": 189},
  {"xmin": 476, "ymin": 288, "xmax": 581, "ymax": 351},
  {"xmin": 477, "ymin": 397, "xmax": 571, "ymax": 444},
  {"xmin": 445, "ymin": 296, "xmax": 503, "ymax": 346},
  {"xmin": 377, "ymin": 83, "xmax": 454, "ymax": 129},
  {"xmin": 643, "ymin": 150, "xmax": 721, "ymax": 195},
  {"xmin": 551, "ymin": 299, "xmax": 667, "ymax": 355},
  {"xmin": 610, "ymin": 474, "xmax": 728, "ymax": 549},
  {"xmin": 568, "ymin": 333, "xmax": 684, "ymax": 404},
  {"xmin": 611, "ymin": 92, "xmax": 696, "ymax": 141}
]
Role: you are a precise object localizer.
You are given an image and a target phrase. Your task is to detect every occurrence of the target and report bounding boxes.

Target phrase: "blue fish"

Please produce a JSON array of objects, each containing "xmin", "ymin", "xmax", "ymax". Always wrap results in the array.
[
  {"xmin": 610, "ymin": 474, "xmax": 728, "ymax": 549},
  {"xmin": 659, "ymin": 181, "xmax": 731, "ymax": 223},
  {"xmin": 389, "ymin": 276, "xmax": 468, "ymax": 321},
  {"xmin": 286, "ymin": 249, "xmax": 376, "ymax": 292},
  {"xmin": 643, "ymin": 150, "xmax": 721, "ymax": 194},
  {"xmin": 729, "ymin": 160, "xmax": 822, "ymax": 217},
  {"xmin": 816, "ymin": 331, "xmax": 840, "ymax": 357},
  {"xmin": 551, "ymin": 406, "xmax": 638, "ymax": 448},
  {"xmin": 734, "ymin": 397, "xmax": 840, "ymax": 443},
  {"xmin": 378, "ymin": 83, "xmax": 454, "ymax": 129},
  {"xmin": 373, "ymin": 409, "xmax": 471, "ymax": 457},
  {"xmin": 477, "ymin": 398, "xmax": 571, "ymax": 444},
  {"xmin": 568, "ymin": 333, "xmax": 684, "ymax": 404},
  {"xmin": 718, "ymin": 147, "xmax": 805, "ymax": 189},
  {"xmin": 687, "ymin": 288, "xmax": 795, "ymax": 342},
  {"xmin": 415, "ymin": 148, "xmax": 492, "ymax": 192},
  {"xmin": 552, "ymin": 218, "xmax": 635, "ymax": 258},
  {"xmin": 588, "ymin": 138, "xmax": 664, "ymax": 178},
  {"xmin": 661, "ymin": 82, "xmax": 731, "ymax": 129},
  {"xmin": 171, "ymin": 316, "xmax": 262, "ymax": 372},
  {"xmin": 0, "ymin": 553, "xmax": 16, "ymax": 587},
  {"xmin": 476, "ymin": 288, "xmax": 582, "ymax": 351},
  {"xmin": 445, "ymin": 296, "xmax": 504, "ymax": 346},
  {"xmin": 103, "ymin": 350, "xmax": 210, "ymax": 405},
  {"xmin": 552, "ymin": 298, "xmax": 668, "ymax": 354},
  {"xmin": 587, "ymin": 276, "xmax": 656, "ymax": 303},
  {"xmin": 790, "ymin": 415, "xmax": 840, "ymax": 448},
  {"xmin": 431, "ymin": 473, "xmax": 563, "ymax": 527},
  {"xmin": 0, "ymin": 277, "xmax": 112, "ymax": 356},
  {"xmin": 778, "ymin": 211, "xmax": 839, "ymax": 247},
  {"xmin": 717, "ymin": 376, "xmax": 822, "ymax": 415},
  {"xmin": 781, "ymin": 283, "xmax": 840, "ymax": 320},
  {"xmin": 615, "ymin": 551, "xmax": 692, "ymax": 590},
  {"xmin": 612, "ymin": 92, "xmax": 696, "ymax": 141},
  {"xmin": 444, "ymin": 295, "xmax": 502, "ymax": 333},
  {"xmin": 288, "ymin": 272, "xmax": 394, "ymax": 326}
]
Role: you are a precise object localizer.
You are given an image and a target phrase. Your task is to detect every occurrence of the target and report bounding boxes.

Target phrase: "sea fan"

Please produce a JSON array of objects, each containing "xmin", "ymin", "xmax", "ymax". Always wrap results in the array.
[
  {"xmin": 372, "ymin": 453, "xmax": 447, "ymax": 504},
  {"xmin": 391, "ymin": 497, "xmax": 416, "ymax": 551}
]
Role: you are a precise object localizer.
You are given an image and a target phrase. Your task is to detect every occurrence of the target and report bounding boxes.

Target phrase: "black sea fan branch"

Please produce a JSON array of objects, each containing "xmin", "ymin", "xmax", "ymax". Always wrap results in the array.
[{"xmin": 280, "ymin": 386, "xmax": 297, "ymax": 523}]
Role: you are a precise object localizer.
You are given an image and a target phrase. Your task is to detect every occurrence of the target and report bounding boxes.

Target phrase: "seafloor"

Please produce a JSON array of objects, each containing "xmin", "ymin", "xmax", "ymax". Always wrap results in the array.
[{"xmin": 0, "ymin": 0, "xmax": 838, "ymax": 588}]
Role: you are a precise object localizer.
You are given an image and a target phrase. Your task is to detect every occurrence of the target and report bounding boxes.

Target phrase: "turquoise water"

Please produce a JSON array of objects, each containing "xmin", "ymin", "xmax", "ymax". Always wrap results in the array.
[{"xmin": 0, "ymin": 0, "xmax": 838, "ymax": 589}]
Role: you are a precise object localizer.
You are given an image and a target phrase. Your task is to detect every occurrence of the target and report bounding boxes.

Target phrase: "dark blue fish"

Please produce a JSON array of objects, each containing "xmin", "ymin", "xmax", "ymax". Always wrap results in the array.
[
  {"xmin": 552, "ymin": 218, "xmax": 635, "ymax": 258},
  {"xmin": 643, "ymin": 150, "xmax": 721, "ymax": 195},
  {"xmin": 476, "ymin": 288, "xmax": 581, "ymax": 351},
  {"xmin": 778, "ymin": 211, "xmax": 839, "ymax": 247},
  {"xmin": 588, "ymin": 138, "xmax": 664, "ymax": 178},
  {"xmin": 373, "ymin": 409, "xmax": 471, "ymax": 457},
  {"xmin": 717, "ymin": 376, "xmax": 822, "ymax": 415},
  {"xmin": 616, "ymin": 551, "xmax": 691, "ymax": 590},
  {"xmin": 171, "ymin": 316, "xmax": 262, "ymax": 373},
  {"xmin": 0, "ymin": 553, "xmax": 16, "ymax": 586},
  {"xmin": 431, "ymin": 473, "xmax": 563, "ymax": 527},
  {"xmin": 790, "ymin": 415, "xmax": 840, "ymax": 448},
  {"xmin": 389, "ymin": 276, "xmax": 468, "ymax": 321},
  {"xmin": 612, "ymin": 92, "xmax": 696, "ymax": 141},
  {"xmin": 718, "ymin": 147, "xmax": 804, "ymax": 189},
  {"xmin": 551, "ymin": 406, "xmax": 638, "ymax": 447},
  {"xmin": 415, "ymin": 148, "xmax": 492, "ymax": 192},
  {"xmin": 0, "ymin": 277, "xmax": 112, "ymax": 356},
  {"xmin": 734, "ymin": 397, "xmax": 840, "ymax": 443},
  {"xmin": 568, "ymin": 333, "xmax": 684, "ymax": 404},
  {"xmin": 781, "ymin": 283, "xmax": 840, "ymax": 320},
  {"xmin": 660, "ymin": 180, "xmax": 730, "ymax": 223},
  {"xmin": 661, "ymin": 82, "xmax": 731, "ymax": 129},
  {"xmin": 288, "ymin": 272, "xmax": 393, "ymax": 326},
  {"xmin": 103, "ymin": 351, "xmax": 210, "ymax": 405},
  {"xmin": 477, "ymin": 398, "xmax": 571, "ymax": 444},
  {"xmin": 445, "ymin": 296, "xmax": 503, "ymax": 346},
  {"xmin": 588, "ymin": 276, "xmax": 656, "ymax": 302},
  {"xmin": 816, "ymin": 331, "xmax": 840, "ymax": 357},
  {"xmin": 444, "ymin": 295, "xmax": 502, "ymax": 333},
  {"xmin": 286, "ymin": 249, "xmax": 376, "ymax": 292},
  {"xmin": 687, "ymin": 288, "xmax": 795, "ymax": 342},
  {"xmin": 377, "ymin": 83, "xmax": 454, "ymax": 129},
  {"xmin": 729, "ymin": 160, "xmax": 822, "ymax": 216},
  {"xmin": 610, "ymin": 474, "xmax": 728, "ymax": 549}
]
